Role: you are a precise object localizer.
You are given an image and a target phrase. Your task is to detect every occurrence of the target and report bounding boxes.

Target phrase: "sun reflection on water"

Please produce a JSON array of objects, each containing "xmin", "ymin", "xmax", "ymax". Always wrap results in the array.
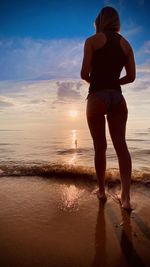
[
  {"xmin": 68, "ymin": 153, "xmax": 77, "ymax": 165},
  {"xmin": 67, "ymin": 129, "xmax": 78, "ymax": 165},
  {"xmin": 71, "ymin": 129, "xmax": 78, "ymax": 149}
]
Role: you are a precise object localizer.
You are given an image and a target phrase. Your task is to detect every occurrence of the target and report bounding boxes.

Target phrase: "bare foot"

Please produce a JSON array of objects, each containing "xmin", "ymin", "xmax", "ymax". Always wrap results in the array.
[
  {"xmin": 96, "ymin": 190, "xmax": 107, "ymax": 203},
  {"xmin": 120, "ymin": 196, "xmax": 133, "ymax": 212}
]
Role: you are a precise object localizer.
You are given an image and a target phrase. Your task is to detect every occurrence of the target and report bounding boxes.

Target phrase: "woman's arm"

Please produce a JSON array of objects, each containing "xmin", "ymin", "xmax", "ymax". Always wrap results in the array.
[
  {"xmin": 80, "ymin": 38, "xmax": 93, "ymax": 84},
  {"xmin": 119, "ymin": 45, "xmax": 136, "ymax": 85}
]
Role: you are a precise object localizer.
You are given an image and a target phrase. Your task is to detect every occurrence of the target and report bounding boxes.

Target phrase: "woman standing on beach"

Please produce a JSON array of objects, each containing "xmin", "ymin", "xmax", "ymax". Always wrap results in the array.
[{"xmin": 81, "ymin": 6, "xmax": 136, "ymax": 210}]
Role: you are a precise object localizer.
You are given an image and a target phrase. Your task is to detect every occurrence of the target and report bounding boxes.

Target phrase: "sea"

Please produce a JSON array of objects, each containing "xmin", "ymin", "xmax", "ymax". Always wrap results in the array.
[
  {"xmin": 0, "ymin": 79, "xmax": 149, "ymax": 183},
  {"xmin": 0, "ymin": 126, "xmax": 149, "ymax": 183}
]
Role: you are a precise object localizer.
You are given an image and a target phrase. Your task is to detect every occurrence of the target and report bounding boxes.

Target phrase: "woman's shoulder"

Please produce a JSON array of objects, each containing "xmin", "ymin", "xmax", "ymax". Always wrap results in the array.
[
  {"xmin": 85, "ymin": 32, "xmax": 107, "ymax": 50},
  {"xmin": 119, "ymin": 34, "xmax": 133, "ymax": 56},
  {"xmin": 86, "ymin": 32, "xmax": 106, "ymax": 42}
]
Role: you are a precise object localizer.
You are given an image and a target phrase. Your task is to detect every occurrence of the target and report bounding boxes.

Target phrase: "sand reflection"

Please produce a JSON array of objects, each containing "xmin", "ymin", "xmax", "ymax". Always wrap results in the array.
[{"xmin": 60, "ymin": 184, "xmax": 84, "ymax": 211}]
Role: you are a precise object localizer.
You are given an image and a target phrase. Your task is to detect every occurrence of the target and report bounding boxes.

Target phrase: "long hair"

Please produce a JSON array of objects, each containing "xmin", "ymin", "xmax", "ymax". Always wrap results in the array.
[{"xmin": 95, "ymin": 6, "xmax": 120, "ymax": 33}]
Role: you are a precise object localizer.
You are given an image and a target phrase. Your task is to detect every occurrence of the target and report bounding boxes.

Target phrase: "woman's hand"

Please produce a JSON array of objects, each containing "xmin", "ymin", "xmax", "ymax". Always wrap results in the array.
[{"xmin": 119, "ymin": 45, "xmax": 136, "ymax": 85}]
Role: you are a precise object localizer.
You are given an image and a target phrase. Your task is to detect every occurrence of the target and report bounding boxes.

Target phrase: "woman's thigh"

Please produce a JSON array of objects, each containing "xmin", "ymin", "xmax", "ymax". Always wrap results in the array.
[
  {"xmin": 107, "ymin": 97, "xmax": 128, "ymax": 147},
  {"xmin": 86, "ymin": 94, "xmax": 107, "ymax": 148}
]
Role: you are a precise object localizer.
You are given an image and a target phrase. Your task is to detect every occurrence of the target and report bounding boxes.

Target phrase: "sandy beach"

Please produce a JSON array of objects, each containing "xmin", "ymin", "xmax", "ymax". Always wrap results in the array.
[{"xmin": 0, "ymin": 176, "xmax": 149, "ymax": 267}]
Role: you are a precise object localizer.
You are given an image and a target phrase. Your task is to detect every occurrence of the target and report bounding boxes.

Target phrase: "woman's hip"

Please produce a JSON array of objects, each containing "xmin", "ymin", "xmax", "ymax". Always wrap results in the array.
[{"xmin": 86, "ymin": 90, "xmax": 128, "ymax": 117}]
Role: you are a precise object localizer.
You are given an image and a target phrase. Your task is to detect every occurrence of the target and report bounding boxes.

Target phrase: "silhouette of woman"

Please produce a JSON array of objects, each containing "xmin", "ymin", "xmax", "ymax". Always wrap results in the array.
[{"xmin": 81, "ymin": 6, "xmax": 136, "ymax": 210}]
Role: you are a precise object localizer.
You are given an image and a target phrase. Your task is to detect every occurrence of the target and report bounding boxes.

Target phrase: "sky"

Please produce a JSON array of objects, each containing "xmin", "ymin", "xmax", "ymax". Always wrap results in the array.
[{"xmin": 0, "ymin": 0, "xmax": 149, "ymax": 130}]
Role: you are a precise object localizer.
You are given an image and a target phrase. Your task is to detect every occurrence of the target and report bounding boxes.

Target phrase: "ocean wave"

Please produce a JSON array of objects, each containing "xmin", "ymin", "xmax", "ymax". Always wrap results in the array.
[
  {"xmin": 57, "ymin": 148, "xmax": 91, "ymax": 155},
  {"xmin": 127, "ymin": 138, "xmax": 148, "ymax": 142},
  {"xmin": 0, "ymin": 162, "xmax": 149, "ymax": 186}
]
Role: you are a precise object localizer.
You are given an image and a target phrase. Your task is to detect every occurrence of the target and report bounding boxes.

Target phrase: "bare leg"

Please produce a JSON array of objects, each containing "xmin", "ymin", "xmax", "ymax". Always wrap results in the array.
[
  {"xmin": 86, "ymin": 95, "xmax": 107, "ymax": 200},
  {"xmin": 107, "ymin": 100, "xmax": 132, "ymax": 210},
  {"xmin": 88, "ymin": 115, "xmax": 107, "ymax": 200}
]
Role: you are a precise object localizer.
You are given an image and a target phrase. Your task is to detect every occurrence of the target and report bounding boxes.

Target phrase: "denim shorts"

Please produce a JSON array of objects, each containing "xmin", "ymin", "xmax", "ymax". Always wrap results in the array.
[{"xmin": 87, "ymin": 90, "xmax": 127, "ymax": 116}]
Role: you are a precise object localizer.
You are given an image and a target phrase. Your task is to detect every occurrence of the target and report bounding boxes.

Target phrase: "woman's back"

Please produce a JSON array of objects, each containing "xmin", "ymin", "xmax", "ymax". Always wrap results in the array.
[
  {"xmin": 81, "ymin": 29, "xmax": 135, "ymax": 87},
  {"xmin": 89, "ymin": 31, "xmax": 128, "ymax": 93}
]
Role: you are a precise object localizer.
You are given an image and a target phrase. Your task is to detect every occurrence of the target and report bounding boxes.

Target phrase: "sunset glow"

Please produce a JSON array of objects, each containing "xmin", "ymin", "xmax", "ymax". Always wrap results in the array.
[
  {"xmin": 0, "ymin": 2, "xmax": 150, "ymax": 266},
  {"xmin": 69, "ymin": 110, "xmax": 78, "ymax": 118}
]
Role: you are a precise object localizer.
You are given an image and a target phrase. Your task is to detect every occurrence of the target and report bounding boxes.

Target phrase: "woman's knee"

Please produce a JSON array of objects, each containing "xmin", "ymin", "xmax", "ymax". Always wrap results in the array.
[
  {"xmin": 113, "ymin": 140, "xmax": 128, "ymax": 153},
  {"xmin": 94, "ymin": 140, "xmax": 107, "ymax": 153}
]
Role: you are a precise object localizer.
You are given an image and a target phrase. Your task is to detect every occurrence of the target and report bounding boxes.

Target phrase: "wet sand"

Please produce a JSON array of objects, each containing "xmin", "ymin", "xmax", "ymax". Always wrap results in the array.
[{"xmin": 0, "ymin": 176, "xmax": 149, "ymax": 267}]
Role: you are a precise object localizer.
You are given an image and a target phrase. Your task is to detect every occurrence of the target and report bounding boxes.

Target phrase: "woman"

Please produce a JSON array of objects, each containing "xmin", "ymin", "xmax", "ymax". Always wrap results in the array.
[{"xmin": 81, "ymin": 6, "xmax": 136, "ymax": 210}]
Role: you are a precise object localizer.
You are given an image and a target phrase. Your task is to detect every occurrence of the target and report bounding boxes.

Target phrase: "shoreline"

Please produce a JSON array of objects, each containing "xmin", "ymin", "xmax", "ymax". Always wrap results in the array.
[
  {"xmin": 0, "ymin": 164, "xmax": 150, "ymax": 186},
  {"xmin": 0, "ymin": 176, "xmax": 150, "ymax": 267}
]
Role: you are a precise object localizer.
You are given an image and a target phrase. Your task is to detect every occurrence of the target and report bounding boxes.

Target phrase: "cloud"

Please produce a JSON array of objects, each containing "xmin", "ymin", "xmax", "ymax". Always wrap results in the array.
[
  {"xmin": 137, "ymin": 40, "xmax": 150, "ymax": 58},
  {"xmin": 0, "ymin": 76, "xmax": 149, "ymax": 128},
  {"xmin": 123, "ymin": 25, "xmax": 142, "ymax": 37},
  {"xmin": 29, "ymin": 99, "xmax": 47, "ymax": 104},
  {"xmin": 128, "ymin": 57, "xmax": 150, "ymax": 92},
  {"xmin": 0, "ymin": 96, "xmax": 14, "ymax": 109},
  {"xmin": 0, "ymin": 38, "xmax": 84, "ymax": 81},
  {"xmin": 136, "ymin": 40, "xmax": 150, "ymax": 67},
  {"xmin": 55, "ymin": 81, "xmax": 82, "ymax": 103},
  {"xmin": 137, "ymin": 64, "xmax": 150, "ymax": 73},
  {"xmin": 122, "ymin": 19, "xmax": 142, "ymax": 38},
  {"xmin": 0, "ymin": 79, "xmax": 86, "ymax": 114},
  {"xmin": 123, "ymin": 66, "xmax": 150, "ymax": 92},
  {"xmin": 142, "ymin": 40, "xmax": 150, "ymax": 54},
  {"xmin": 134, "ymin": 78, "xmax": 150, "ymax": 91},
  {"xmin": 0, "ymin": 78, "xmax": 88, "ymax": 128}
]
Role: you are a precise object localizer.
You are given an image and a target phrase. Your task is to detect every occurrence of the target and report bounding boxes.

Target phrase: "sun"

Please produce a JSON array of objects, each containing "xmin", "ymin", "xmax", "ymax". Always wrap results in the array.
[{"xmin": 69, "ymin": 110, "xmax": 78, "ymax": 118}]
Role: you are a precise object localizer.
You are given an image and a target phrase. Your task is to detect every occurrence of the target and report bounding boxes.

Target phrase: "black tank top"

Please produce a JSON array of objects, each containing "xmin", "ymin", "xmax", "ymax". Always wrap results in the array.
[{"xmin": 89, "ymin": 31, "xmax": 127, "ymax": 93}]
